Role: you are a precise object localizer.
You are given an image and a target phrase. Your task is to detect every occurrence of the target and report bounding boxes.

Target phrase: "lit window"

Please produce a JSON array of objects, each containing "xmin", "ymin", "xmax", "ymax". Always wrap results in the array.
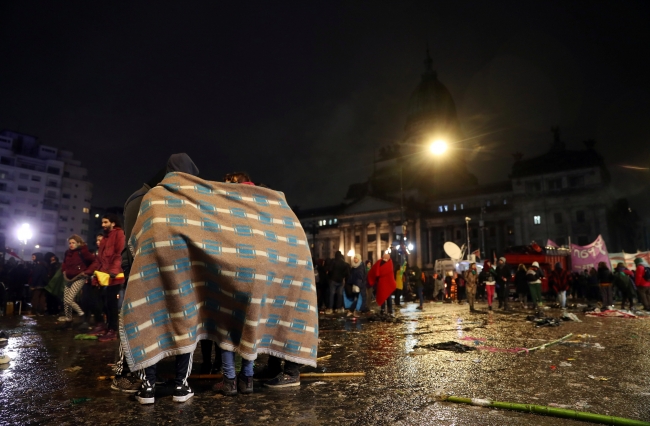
[
  {"xmin": 460, "ymin": 204, "xmax": 464, "ymax": 210},
  {"xmin": 444, "ymin": 205, "xmax": 448, "ymax": 212},
  {"xmin": 333, "ymin": 218, "xmax": 337, "ymax": 224},
  {"xmin": 82, "ymin": 207, "xmax": 90, "ymax": 213},
  {"xmin": 487, "ymin": 200, "xmax": 491, "ymax": 206},
  {"xmin": 453, "ymin": 204, "xmax": 457, "ymax": 211},
  {"xmin": 534, "ymin": 215, "xmax": 541, "ymax": 225},
  {"xmin": 438, "ymin": 206, "xmax": 443, "ymax": 212},
  {"xmin": 328, "ymin": 220, "xmax": 332, "ymax": 225},
  {"xmin": 503, "ymin": 199, "xmax": 507, "ymax": 205}
]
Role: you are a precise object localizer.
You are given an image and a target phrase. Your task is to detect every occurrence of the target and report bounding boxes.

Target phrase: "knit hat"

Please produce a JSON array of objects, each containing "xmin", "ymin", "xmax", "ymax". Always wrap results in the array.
[
  {"xmin": 532, "ymin": 261, "xmax": 540, "ymax": 268},
  {"xmin": 634, "ymin": 258, "xmax": 644, "ymax": 265},
  {"xmin": 499, "ymin": 257, "xmax": 506, "ymax": 263}
]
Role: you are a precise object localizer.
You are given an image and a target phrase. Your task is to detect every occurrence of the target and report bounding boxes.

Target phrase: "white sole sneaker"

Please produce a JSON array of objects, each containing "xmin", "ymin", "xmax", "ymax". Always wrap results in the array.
[
  {"xmin": 172, "ymin": 391, "xmax": 194, "ymax": 403},
  {"xmin": 135, "ymin": 395, "xmax": 155, "ymax": 405}
]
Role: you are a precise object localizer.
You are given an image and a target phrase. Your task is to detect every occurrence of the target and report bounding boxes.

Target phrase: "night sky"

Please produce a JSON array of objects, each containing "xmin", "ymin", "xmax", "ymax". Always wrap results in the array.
[{"xmin": 1, "ymin": 1, "xmax": 649, "ymax": 213}]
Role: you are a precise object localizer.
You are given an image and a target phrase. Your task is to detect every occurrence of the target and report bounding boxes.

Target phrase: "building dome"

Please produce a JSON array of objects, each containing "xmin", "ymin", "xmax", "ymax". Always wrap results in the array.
[{"xmin": 404, "ymin": 51, "xmax": 461, "ymax": 145}]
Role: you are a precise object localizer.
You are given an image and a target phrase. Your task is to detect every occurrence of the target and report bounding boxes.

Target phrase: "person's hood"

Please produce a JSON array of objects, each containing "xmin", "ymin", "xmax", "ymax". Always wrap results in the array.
[
  {"xmin": 44, "ymin": 252, "xmax": 56, "ymax": 262},
  {"xmin": 499, "ymin": 257, "xmax": 506, "ymax": 264},
  {"xmin": 167, "ymin": 153, "xmax": 199, "ymax": 176},
  {"xmin": 554, "ymin": 262, "xmax": 562, "ymax": 270},
  {"xmin": 351, "ymin": 257, "xmax": 362, "ymax": 268},
  {"xmin": 483, "ymin": 261, "xmax": 491, "ymax": 269},
  {"xmin": 532, "ymin": 261, "xmax": 540, "ymax": 268},
  {"xmin": 32, "ymin": 252, "xmax": 44, "ymax": 262}
]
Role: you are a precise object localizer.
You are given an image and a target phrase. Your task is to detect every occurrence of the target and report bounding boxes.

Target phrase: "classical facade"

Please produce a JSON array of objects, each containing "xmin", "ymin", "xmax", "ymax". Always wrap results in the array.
[{"xmin": 297, "ymin": 53, "xmax": 639, "ymax": 270}]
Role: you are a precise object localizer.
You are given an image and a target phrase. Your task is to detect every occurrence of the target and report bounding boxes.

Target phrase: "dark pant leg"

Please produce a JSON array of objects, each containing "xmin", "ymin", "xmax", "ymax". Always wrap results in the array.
[
  {"xmin": 284, "ymin": 360, "xmax": 301, "ymax": 377},
  {"xmin": 268, "ymin": 355, "xmax": 283, "ymax": 376},
  {"xmin": 200, "ymin": 340, "xmax": 213, "ymax": 365},
  {"xmin": 114, "ymin": 341, "xmax": 132, "ymax": 378},
  {"xmin": 144, "ymin": 363, "xmax": 157, "ymax": 387},
  {"xmin": 416, "ymin": 286, "xmax": 424, "ymax": 307},
  {"xmin": 175, "ymin": 353, "xmax": 192, "ymax": 386},
  {"xmin": 31, "ymin": 289, "xmax": 46, "ymax": 314},
  {"xmin": 104, "ymin": 285, "xmax": 120, "ymax": 331}
]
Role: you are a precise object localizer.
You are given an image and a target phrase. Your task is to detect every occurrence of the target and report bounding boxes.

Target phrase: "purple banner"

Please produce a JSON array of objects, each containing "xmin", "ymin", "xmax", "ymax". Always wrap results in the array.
[{"xmin": 570, "ymin": 234, "xmax": 611, "ymax": 273}]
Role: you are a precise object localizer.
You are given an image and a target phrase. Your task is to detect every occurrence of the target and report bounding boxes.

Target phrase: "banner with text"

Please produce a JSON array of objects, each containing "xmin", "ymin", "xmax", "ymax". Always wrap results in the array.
[{"xmin": 570, "ymin": 235, "xmax": 611, "ymax": 273}]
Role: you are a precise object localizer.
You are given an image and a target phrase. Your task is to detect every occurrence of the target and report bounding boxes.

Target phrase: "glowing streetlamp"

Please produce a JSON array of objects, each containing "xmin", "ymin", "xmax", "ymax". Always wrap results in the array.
[
  {"xmin": 347, "ymin": 249, "xmax": 355, "ymax": 257},
  {"xmin": 429, "ymin": 139, "xmax": 448, "ymax": 156},
  {"xmin": 17, "ymin": 223, "xmax": 33, "ymax": 245}
]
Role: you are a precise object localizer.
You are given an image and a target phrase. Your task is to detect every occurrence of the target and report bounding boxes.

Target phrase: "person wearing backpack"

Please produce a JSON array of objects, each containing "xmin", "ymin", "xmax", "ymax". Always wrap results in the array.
[
  {"xmin": 634, "ymin": 258, "xmax": 650, "ymax": 311},
  {"xmin": 59, "ymin": 235, "xmax": 95, "ymax": 323}
]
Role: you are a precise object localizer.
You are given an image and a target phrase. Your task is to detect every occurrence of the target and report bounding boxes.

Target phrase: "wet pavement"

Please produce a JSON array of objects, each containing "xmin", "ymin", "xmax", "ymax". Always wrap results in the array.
[{"xmin": 1, "ymin": 300, "xmax": 650, "ymax": 425}]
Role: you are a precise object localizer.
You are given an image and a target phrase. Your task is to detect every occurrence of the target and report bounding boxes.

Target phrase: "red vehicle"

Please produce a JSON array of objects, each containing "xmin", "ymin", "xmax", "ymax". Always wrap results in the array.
[{"xmin": 504, "ymin": 248, "xmax": 571, "ymax": 294}]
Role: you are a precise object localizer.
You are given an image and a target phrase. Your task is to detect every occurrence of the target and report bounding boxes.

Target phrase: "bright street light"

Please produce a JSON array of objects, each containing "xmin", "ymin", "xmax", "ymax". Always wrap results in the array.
[
  {"xmin": 17, "ymin": 223, "xmax": 33, "ymax": 245},
  {"xmin": 429, "ymin": 139, "xmax": 448, "ymax": 156},
  {"xmin": 347, "ymin": 249, "xmax": 355, "ymax": 257},
  {"xmin": 407, "ymin": 243, "xmax": 414, "ymax": 251}
]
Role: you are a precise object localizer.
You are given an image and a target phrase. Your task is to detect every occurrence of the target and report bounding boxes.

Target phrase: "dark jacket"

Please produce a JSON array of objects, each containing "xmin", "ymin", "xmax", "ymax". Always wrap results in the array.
[
  {"xmin": 479, "ymin": 268, "xmax": 497, "ymax": 284},
  {"xmin": 329, "ymin": 256, "xmax": 350, "ymax": 283},
  {"xmin": 29, "ymin": 253, "xmax": 48, "ymax": 289},
  {"xmin": 496, "ymin": 264, "xmax": 511, "ymax": 285},
  {"xmin": 514, "ymin": 269, "xmax": 528, "ymax": 294},
  {"xmin": 346, "ymin": 263, "xmax": 367, "ymax": 287},
  {"xmin": 597, "ymin": 266, "xmax": 613, "ymax": 284},
  {"xmin": 409, "ymin": 265, "xmax": 424, "ymax": 288},
  {"xmin": 62, "ymin": 245, "xmax": 96, "ymax": 280}
]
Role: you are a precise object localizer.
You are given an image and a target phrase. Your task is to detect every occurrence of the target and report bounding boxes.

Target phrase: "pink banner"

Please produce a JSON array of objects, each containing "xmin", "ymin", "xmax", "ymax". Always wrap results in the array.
[
  {"xmin": 571, "ymin": 235, "xmax": 611, "ymax": 273},
  {"xmin": 547, "ymin": 239, "xmax": 559, "ymax": 248}
]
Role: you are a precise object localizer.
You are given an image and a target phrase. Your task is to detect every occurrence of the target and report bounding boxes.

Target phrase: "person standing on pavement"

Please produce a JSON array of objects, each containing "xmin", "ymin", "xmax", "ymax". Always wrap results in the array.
[
  {"xmin": 634, "ymin": 258, "xmax": 650, "ymax": 311},
  {"xmin": 409, "ymin": 264, "xmax": 425, "ymax": 310},
  {"xmin": 345, "ymin": 254, "xmax": 367, "ymax": 317},
  {"xmin": 60, "ymin": 235, "xmax": 95, "ymax": 323},
  {"xmin": 29, "ymin": 253, "xmax": 49, "ymax": 315},
  {"xmin": 613, "ymin": 262, "xmax": 636, "ymax": 311},
  {"xmin": 326, "ymin": 251, "xmax": 350, "ymax": 314},
  {"xmin": 597, "ymin": 261, "xmax": 614, "ymax": 310},
  {"xmin": 394, "ymin": 261, "xmax": 406, "ymax": 307},
  {"xmin": 479, "ymin": 261, "xmax": 497, "ymax": 310},
  {"xmin": 463, "ymin": 263, "xmax": 478, "ymax": 312},
  {"xmin": 514, "ymin": 264, "xmax": 528, "ymax": 308},
  {"xmin": 496, "ymin": 257, "xmax": 510, "ymax": 310},
  {"xmin": 367, "ymin": 253, "xmax": 397, "ymax": 316},
  {"xmin": 550, "ymin": 262, "xmax": 569, "ymax": 309},
  {"xmin": 526, "ymin": 261, "xmax": 544, "ymax": 309},
  {"xmin": 84, "ymin": 213, "xmax": 125, "ymax": 342}
]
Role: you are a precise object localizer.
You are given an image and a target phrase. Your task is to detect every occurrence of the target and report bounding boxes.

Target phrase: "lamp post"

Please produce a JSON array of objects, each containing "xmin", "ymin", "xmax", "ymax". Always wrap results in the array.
[
  {"xmin": 16, "ymin": 223, "xmax": 33, "ymax": 261},
  {"xmin": 465, "ymin": 217, "xmax": 471, "ymax": 261}
]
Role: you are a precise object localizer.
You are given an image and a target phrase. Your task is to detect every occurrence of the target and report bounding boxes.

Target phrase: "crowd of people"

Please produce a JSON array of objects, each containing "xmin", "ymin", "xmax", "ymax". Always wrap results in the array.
[{"xmin": 314, "ymin": 253, "xmax": 650, "ymax": 315}]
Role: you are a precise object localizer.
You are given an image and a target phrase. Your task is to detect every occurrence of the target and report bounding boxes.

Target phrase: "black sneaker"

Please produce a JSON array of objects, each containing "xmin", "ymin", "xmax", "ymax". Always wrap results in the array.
[
  {"xmin": 263, "ymin": 373, "xmax": 300, "ymax": 389},
  {"xmin": 253, "ymin": 365, "xmax": 281, "ymax": 382},
  {"xmin": 172, "ymin": 385, "xmax": 194, "ymax": 403},
  {"xmin": 135, "ymin": 385, "xmax": 155, "ymax": 405},
  {"xmin": 212, "ymin": 377, "xmax": 237, "ymax": 396},
  {"xmin": 237, "ymin": 373, "xmax": 253, "ymax": 394}
]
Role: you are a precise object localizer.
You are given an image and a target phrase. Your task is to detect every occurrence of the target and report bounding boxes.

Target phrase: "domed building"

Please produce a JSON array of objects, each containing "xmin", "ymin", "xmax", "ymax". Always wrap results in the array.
[
  {"xmin": 370, "ymin": 50, "xmax": 476, "ymax": 199},
  {"xmin": 402, "ymin": 50, "xmax": 461, "ymax": 149},
  {"xmin": 297, "ymin": 54, "xmax": 631, "ymax": 273}
]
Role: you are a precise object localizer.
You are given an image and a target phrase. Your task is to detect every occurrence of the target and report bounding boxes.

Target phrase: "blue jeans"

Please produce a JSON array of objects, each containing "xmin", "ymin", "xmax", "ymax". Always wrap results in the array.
[
  {"xmin": 222, "ymin": 350, "xmax": 254, "ymax": 379},
  {"xmin": 416, "ymin": 286, "xmax": 424, "ymax": 307},
  {"xmin": 345, "ymin": 283, "xmax": 367, "ymax": 312},
  {"xmin": 557, "ymin": 290, "xmax": 566, "ymax": 308},
  {"xmin": 328, "ymin": 280, "xmax": 344, "ymax": 309}
]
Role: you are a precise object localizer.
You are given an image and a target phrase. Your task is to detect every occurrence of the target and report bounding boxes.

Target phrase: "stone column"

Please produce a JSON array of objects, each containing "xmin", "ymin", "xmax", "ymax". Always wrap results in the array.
[
  {"xmin": 361, "ymin": 224, "xmax": 368, "ymax": 262},
  {"xmin": 427, "ymin": 227, "xmax": 434, "ymax": 265},
  {"xmin": 339, "ymin": 227, "xmax": 345, "ymax": 254},
  {"xmin": 415, "ymin": 217, "xmax": 423, "ymax": 268},
  {"xmin": 375, "ymin": 222, "xmax": 382, "ymax": 259}
]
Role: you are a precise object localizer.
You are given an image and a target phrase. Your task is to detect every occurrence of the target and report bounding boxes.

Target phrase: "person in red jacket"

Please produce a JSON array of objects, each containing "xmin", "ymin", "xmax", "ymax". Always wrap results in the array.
[
  {"xmin": 85, "ymin": 213, "xmax": 125, "ymax": 342},
  {"xmin": 550, "ymin": 262, "xmax": 569, "ymax": 309},
  {"xmin": 634, "ymin": 257, "xmax": 650, "ymax": 311},
  {"xmin": 59, "ymin": 234, "xmax": 95, "ymax": 323},
  {"xmin": 367, "ymin": 253, "xmax": 397, "ymax": 316}
]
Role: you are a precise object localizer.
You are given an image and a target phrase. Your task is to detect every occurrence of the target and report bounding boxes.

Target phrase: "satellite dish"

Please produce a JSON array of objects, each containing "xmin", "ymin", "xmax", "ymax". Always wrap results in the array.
[{"xmin": 444, "ymin": 242, "xmax": 462, "ymax": 260}]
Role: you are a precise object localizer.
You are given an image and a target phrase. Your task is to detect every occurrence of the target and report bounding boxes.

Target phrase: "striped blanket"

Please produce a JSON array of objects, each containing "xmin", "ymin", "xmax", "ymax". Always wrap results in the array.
[{"xmin": 119, "ymin": 172, "xmax": 318, "ymax": 371}]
